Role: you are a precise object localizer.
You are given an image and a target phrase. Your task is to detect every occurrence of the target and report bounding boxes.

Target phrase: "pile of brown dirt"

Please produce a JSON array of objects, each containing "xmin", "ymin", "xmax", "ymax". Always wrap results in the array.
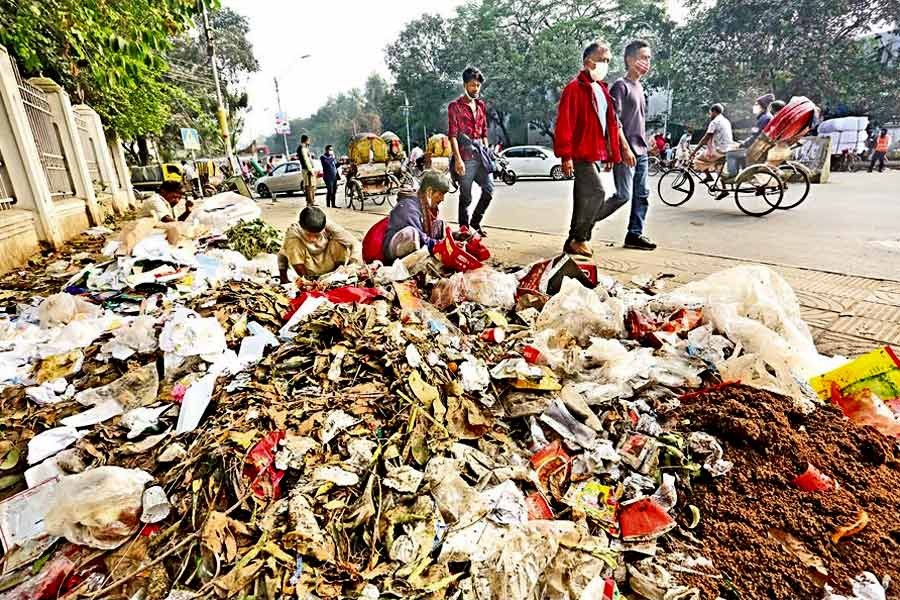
[{"xmin": 667, "ymin": 385, "xmax": 900, "ymax": 599}]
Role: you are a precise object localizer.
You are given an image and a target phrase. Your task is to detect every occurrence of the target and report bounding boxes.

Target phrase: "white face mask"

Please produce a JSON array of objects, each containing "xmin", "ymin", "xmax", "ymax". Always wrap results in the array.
[
  {"xmin": 752, "ymin": 105, "xmax": 763, "ymax": 116},
  {"xmin": 465, "ymin": 89, "xmax": 480, "ymax": 101},
  {"xmin": 589, "ymin": 61, "xmax": 609, "ymax": 82}
]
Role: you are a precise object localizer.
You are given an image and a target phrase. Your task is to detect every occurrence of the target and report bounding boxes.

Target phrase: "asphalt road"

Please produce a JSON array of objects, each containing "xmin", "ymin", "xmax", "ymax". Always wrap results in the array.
[{"xmin": 266, "ymin": 168, "xmax": 900, "ymax": 280}]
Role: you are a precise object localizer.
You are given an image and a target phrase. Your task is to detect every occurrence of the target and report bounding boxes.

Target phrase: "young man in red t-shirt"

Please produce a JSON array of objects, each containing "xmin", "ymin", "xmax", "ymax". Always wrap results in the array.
[
  {"xmin": 448, "ymin": 66, "xmax": 494, "ymax": 236},
  {"xmin": 554, "ymin": 41, "xmax": 631, "ymax": 257}
]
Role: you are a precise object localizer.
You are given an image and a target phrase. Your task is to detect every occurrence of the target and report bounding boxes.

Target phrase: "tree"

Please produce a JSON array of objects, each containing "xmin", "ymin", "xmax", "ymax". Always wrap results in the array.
[
  {"xmin": 262, "ymin": 86, "xmax": 382, "ymax": 156},
  {"xmin": 161, "ymin": 7, "xmax": 260, "ymax": 157},
  {"xmin": 0, "ymin": 0, "xmax": 206, "ymax": 139},
  {"xmin": 385, "ymin": 14, "xmax": 459, "ymax": 143},
  {"xmin": 667, "ymin": 0, "xmax": 900, "ymax": 127},
  {"xmin": 384, "ymin": 0, "xmax": 671, "ymax": 145}
]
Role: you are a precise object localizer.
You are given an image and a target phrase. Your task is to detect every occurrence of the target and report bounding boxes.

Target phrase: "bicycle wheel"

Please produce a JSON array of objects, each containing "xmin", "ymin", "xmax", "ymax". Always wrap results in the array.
[
  {"xmin": 733, "ymin": 164, "xmax": 783, "ymax": 216},
  {"xmin": 778, "ymin": 161, "xmax": 810, "ymax": 210},
  {"xmin": 345, "ymin": 179, "xmax": 364, "ymax": 210},
  {"xmin": 657, "ymin": 167, "xmax": 695, "ymax": 207},
  {"xmin": 647, "ymin": 157, "xmax": 661, "ymax": 177}
]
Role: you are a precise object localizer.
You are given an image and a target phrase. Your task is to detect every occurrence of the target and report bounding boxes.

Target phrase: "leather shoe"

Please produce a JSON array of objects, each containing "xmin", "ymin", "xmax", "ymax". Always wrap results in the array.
[{"xmin": 564, "ymin": 239, "xmax": 593, "ymax": 257}]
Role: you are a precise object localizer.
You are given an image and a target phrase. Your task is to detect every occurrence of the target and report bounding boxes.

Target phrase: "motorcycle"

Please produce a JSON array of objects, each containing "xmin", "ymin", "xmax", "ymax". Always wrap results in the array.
[{"xmin": 492, "ymin": 152, "xmax": 517, "ymax": 186}]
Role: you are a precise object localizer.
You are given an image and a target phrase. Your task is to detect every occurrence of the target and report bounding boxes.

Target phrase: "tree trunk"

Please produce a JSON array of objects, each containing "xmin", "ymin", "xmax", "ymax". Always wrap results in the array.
[
  {"xmin": 137, "ymin": 136, "xmax": 151, "ymax": 166},
  {"xmin": 531, "ymin": 120, "xmax": 555, "ymax": 143},
  {"xmin": 491, "ymin": 109, "xmax": 512, "ymax": 147}
]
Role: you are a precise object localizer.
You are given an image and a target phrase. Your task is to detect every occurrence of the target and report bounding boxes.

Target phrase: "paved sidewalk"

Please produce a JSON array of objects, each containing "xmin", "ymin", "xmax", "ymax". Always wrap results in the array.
[{"xmin": 260, "ymin": 198, "xmax": 900, "ymax": 358}]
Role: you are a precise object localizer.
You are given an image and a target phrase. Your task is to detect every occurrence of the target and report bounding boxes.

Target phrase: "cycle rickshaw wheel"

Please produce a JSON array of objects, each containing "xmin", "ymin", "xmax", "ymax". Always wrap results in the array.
[
  {"xmin": 777, "ymin": 161, "xmax": 810, "ymax": 210},
  {"xmin": 385, "ymin": 174, "xmax": 401, "ymax": 208},
  {"xmin": 733, "ymin": 164, "xmax": 783, "ymax": 216},
  {"xmin": 657, "ymin": 167, "xmax": 695, "ymax": 207},
  {"xmin": 345, "ymin": 179, "xmax": 364, "ymax": 210}
]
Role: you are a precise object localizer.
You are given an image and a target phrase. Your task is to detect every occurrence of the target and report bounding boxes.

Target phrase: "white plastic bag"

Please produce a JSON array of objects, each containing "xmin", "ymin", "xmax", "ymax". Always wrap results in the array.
[
  {"xmin": 431, "ymin": 267, "xmax": 518, "ymax": 309},
  {"xmin": 38, "ymin": 293, "xmax": 101, "ymax": 328},
  {"xmin": 44, "ymin": 466, "xmax": 153, "ymax": 549},
  {"xmin": 657, "ymin": 266, "xmax": 842, "ymax": 402},
  {"xmin": 536, "ymin": 277, "xmax": 624, "ymax": 344}
]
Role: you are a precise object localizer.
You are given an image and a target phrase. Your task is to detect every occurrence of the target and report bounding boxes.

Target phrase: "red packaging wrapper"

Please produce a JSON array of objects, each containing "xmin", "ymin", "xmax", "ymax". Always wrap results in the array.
[
  {"xmin": 433, "ymin": 227, "xmax": 486, "ymax": 272},
  {"xmin": 243, "ymin": 431, "xmax": 286, "ymax": 499},
  {"xmin": 618, "ymin": 497, "xmax": 676, "ymax": 541},
  {"xmin": 525, "ymin": 492, "xmax": 554, "ymax": 520},
  {"xmin": 792, "ymin": 463, "xmax": 835, "ymax": 492},
  {"xmin": 530, "ymin": 440, "xmax": 571, "ymax": 490},
  {"xmin": 522, "ymin": 344, "xmax": 544, "ymax": 365}
]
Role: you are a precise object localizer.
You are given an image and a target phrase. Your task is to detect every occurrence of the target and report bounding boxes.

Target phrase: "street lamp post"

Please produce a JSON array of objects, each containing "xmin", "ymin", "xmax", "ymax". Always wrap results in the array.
[
  {"xmin": 401, "ymin": 94, "xmax": 413, "ymax": 152},
  {"xmin": 272, "ymin": 54, "xmax": 311, "ymax": 158},
  {"xmin": 273, "ymin": 77, "xmax": 289, "ymax": 157}
]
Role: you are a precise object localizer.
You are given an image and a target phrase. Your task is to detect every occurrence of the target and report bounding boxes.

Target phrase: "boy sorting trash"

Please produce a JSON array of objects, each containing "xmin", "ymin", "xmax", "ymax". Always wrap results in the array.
[{"xmin": 278, "ymin": 206, "xmax": 360, "ymax": 283}]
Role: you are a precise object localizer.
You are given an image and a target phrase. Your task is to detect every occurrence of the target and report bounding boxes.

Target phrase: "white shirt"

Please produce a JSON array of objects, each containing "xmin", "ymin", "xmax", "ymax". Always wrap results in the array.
[
  {"xmin": 706, "ymin": 114, "xmax": 735, "ymax": 153},
  {"xmin": 137, "ymin": 193, "xmax": 175, "ymax": 221},
  {"xmin": 408, "ymin": 147, "xmax": 424, "ymax": 163},
  {"xmin": 183, "ymin": 163, "xmax": 198, "ymax": 181},
  {"xmin": 592, "ymin": 82, "xmax": 608, "ymax": 134}
]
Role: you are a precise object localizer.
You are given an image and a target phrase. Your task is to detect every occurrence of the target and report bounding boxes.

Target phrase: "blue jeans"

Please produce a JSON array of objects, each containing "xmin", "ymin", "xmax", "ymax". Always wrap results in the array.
[
  {"xmin": 613, "ymin": 154, "xmax": 649, "ymax": 236},
  {"xmin": 458, "ymin": 158, "xmax": 494, "ymax": 228}
]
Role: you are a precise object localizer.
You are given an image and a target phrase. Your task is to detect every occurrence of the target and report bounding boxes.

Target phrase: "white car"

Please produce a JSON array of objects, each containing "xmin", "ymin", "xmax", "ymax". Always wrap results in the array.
[
  {"xmin": 255, "ymin": 159, "xmax": 332, "ymax": 198},
  {"xmin": 500, "ymin": 145, "xmax": 568, "ymax": 180}
]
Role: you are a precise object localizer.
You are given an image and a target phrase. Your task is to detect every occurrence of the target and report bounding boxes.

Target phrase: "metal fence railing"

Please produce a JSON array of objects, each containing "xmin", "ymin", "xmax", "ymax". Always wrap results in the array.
[
  {"xmin": 11, "ymin": 55, "xmax": 75, "ymax": 200},
  {"xmin": 76, "ymin": 116, "xmax": 105, "ymax": 191},
  {"xmin": 0, "ymin": 149, "xmax": 15, "ymax": 210}
]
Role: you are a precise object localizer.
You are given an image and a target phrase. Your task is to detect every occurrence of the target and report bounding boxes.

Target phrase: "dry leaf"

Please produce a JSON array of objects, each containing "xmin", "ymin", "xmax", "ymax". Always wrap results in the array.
[
  {"xmin": 831, "ymin": 510, "xmax": 869, "ymax": 544},
  {"xmin": 768, "ymin": 528, "xmax": 827, "ymax": 576}
]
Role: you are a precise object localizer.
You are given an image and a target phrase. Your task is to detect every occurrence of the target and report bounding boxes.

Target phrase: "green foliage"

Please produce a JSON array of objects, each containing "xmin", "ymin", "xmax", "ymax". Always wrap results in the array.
[
  {"xmin": 225, "ymin": 219, "xmax": 283, "ymax": 259},
  {"xmin": 0, "ymin": 0, "xmax": 209, "ymax": 138},
  {"xmin": 667, "ymin": 0, "xmax": 900, "ymax": 126}
]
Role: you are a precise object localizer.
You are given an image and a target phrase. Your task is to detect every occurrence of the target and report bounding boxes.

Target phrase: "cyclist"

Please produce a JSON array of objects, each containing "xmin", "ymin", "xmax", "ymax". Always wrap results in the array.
[{"xmin": 690, "ymin": 103, "xmax": 736, "ymax": 198}]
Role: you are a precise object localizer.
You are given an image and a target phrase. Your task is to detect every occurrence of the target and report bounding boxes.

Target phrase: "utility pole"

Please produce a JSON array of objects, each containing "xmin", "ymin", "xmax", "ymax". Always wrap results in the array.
[
  {"xmin": 273, "ymin": 77, "xmax": 289, "ymax": 157},
  {"xmin": 200, "ymin": 0, "xmax": 239, "ymax": 173},
  {"xmin": 400, "ymin": 94, "xmax": 413, "ymax": 151}
]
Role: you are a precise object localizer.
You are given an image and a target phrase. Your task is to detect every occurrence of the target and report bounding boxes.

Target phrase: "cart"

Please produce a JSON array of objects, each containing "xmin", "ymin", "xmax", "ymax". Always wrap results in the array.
[
  {"xmin": 657, "ymin": 98, "xmax": 816, "ymax": 216},
  {"xmin": 344, "ymin": 133, "xmax": 402, "ymax": 210}
]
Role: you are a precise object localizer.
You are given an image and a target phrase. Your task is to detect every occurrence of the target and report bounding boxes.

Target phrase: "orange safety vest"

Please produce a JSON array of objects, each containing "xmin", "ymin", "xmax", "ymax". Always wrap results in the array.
[{"xmin": 875, "ymin": 135, "xmax": 891, "ymax": 153}]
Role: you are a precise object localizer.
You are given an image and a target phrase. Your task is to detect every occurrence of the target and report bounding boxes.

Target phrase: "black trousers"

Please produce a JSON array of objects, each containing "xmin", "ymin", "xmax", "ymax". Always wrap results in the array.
[
  {"xmin": 869, "ymin": 151, "xmax": 886, "ymax": 172},
  {"xmin": 325, "ymin": 178, "xmax": 338, "ymax": 207}
]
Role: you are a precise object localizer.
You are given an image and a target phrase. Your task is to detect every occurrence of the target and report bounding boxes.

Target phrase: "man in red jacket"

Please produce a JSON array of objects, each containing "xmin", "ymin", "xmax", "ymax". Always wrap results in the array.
[{"xmin": 554, "ymin": 41, "xmax": 631, "ymax": 257}]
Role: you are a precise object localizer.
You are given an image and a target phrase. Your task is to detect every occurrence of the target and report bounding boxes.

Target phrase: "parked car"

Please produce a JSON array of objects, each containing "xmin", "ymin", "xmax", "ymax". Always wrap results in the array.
[
  {"xmin": 500, "ymin": 145, "xmax": 569, "ymax": 180},
  {"xmin": 254, "ymin": 159, "xmax": 333, "ymax": 198}
]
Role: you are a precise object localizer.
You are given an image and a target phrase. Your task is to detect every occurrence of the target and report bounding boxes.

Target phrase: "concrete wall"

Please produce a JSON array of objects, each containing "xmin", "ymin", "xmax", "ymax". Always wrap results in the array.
[{"xmin": 0, "ymin": 45, "xmax": 127, "ymax": 275}]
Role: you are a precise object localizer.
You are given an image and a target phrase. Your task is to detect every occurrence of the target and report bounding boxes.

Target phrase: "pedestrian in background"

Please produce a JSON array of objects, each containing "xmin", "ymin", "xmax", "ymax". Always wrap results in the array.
[
  {"xmin": 610, "ymin": 40, "xmax": 654, "ymax": 251},
  {"xmin": 181, "ymin": 159, "xmax": 201, "ymax": 198},
  {"xmin": 297, "ymin": 135, "xmax": 317, "ymax": 206},
  {"xmin": 448, "ymin": 66, "xmax": 493, "ymax": 237},
  {"xmin": 869, "ymin": 128, "xmax": 892, "ymax": 173},
  {"xmin": 553, "ymin": 40, "xmax": 626, "ymax": 258},
  {"xmin": 321, "ymin": 145, "xmax": 340, "ymax": 208}
]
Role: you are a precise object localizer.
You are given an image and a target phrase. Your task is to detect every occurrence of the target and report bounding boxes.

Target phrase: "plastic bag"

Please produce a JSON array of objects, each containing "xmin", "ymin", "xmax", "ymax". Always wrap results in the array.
[
  {"xmin": 535, "ymin": 277, "xmax": 624, "ymax": 344},
  {"xmin": 823, "ymin": 572, "xmax": 886, "ymax": 600},
  {"xmin": 44, "ymin": 466, "xmax": 153, "ymax": 549},
  {"xmin": 75, "ymin": 362, "xmax": 159, "ymax": 410},
  {"xmin": 657, "ymin": 266, "xmax": 841, "ymax": 403},
  {"xmin": 431, "ymin": 267, "xmax": 518, "ymax": 309},
  {"xmin": 38, "ymin": 293, "xmax": 101, "ymax": 328}
]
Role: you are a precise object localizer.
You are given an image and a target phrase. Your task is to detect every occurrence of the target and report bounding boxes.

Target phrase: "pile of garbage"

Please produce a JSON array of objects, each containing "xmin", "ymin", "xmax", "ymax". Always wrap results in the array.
[{"xmin": 0, "ymin": 208, "xmax": 898, "ymax": 600}]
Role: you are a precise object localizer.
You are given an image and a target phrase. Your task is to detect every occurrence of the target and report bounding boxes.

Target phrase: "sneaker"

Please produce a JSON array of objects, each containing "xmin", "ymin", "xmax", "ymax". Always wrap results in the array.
[
  {"xmin": 624, "ymin": 233, "xmax": 657, "ymax": 251},
  {"xmin": 564, "ymin": 239, "xmax": 593, "ymax": 257}
]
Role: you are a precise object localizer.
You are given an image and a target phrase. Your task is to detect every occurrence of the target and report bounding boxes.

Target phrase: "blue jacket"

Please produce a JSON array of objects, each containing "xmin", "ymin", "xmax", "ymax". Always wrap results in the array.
[
  {"xmin": 320, "ymin": 154, "xmax": 339, "ymax": 181},
  {"xmin": 383, "ymin": 191, "xmax": 443, "ymax": 261}
]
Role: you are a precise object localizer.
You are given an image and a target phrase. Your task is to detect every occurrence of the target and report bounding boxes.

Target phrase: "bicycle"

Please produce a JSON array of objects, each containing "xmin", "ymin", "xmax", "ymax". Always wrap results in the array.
[{"xmin": 657, "ymin": 149, "xmax": 810, "ymax": 216}]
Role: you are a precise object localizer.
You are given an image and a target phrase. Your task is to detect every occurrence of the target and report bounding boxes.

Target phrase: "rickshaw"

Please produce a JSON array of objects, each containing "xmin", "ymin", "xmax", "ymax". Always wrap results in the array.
[
  {"xmin": 344, "ymin": 133, "xmax": 402, "ymax": 211},
  {"xmin": 414, "ymin": 133, "xmax": 459, "ymax": 193},
  {"xmin": 657, "ymin": 97, "xmax": 815, "ymax": 217}
]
